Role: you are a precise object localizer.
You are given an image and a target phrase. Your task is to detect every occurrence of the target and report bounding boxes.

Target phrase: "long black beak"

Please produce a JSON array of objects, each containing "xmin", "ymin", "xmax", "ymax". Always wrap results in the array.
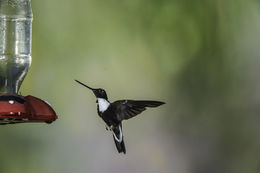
[{"xmin": 75, "ymin": 80, "xmax": 95, "ymax": 91}]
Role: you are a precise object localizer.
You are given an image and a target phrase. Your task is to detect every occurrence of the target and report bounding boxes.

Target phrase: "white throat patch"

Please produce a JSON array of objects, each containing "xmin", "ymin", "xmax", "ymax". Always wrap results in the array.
[{"xmin": 97, "ymin": 98, "xmax": 110, "ymax": 112}]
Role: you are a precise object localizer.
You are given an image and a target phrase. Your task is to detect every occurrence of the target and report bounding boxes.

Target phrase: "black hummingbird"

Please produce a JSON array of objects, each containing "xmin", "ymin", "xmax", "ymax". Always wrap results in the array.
[{"xmin": 75, "ymin": 80, "xmax": 165, "ymax": 154}]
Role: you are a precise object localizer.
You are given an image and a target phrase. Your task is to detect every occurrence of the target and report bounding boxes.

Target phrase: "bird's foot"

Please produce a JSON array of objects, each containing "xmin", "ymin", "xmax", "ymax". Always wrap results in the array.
[
  {"xmin": 109, "ymin": 125, "xmax": 114, "ymax": 131},
  {"xmin": 105, "ymin": 125, "xmax": 114, "ymax": 131},
  {"xmin": 106, "ymin": 125, "xmax": 114, "ymax": 131}
]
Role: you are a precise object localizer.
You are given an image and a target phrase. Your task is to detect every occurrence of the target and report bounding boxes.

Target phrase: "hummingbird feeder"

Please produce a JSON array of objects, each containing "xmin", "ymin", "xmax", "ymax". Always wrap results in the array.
[{"xmin": 0, "ymin": 0, "xmax": 58, "ymax": 125}]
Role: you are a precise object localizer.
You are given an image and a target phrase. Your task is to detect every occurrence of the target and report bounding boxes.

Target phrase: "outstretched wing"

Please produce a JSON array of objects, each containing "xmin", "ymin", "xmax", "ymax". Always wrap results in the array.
[{"xmin": 112, "ymin": 100, "xmax": 165, "ymax": 121}]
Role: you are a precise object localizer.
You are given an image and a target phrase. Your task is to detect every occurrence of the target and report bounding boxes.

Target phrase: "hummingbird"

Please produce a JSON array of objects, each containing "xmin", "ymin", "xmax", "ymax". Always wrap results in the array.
[{"xmin": 75, "ymin": 80, "xmax": 165, "ymax": 154}]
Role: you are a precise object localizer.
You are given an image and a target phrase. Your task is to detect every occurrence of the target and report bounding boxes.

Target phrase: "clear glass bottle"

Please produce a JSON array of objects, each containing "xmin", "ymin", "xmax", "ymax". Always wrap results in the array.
[{"xmin": 0, "ymin": 0, "xmax": 32, "ymax": 93}]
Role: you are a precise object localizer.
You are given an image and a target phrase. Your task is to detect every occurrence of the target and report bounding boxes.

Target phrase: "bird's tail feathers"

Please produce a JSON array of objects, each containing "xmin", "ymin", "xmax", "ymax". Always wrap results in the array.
[{"xmin": 112, "ymin": 124, "xmax": 126, "ymax": 154}]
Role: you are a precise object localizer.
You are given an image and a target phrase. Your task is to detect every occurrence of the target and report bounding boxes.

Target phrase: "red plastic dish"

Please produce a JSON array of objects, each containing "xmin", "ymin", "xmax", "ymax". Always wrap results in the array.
[{"xmin": 0, "ymin": 94, "xmax": 58, "ymax": 125}]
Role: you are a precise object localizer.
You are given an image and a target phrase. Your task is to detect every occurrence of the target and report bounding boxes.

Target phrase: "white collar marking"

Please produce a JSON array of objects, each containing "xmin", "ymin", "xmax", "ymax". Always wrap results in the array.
[{"xmin": 97, "ymin": 98, "xmax": 110, "ymax": 112}]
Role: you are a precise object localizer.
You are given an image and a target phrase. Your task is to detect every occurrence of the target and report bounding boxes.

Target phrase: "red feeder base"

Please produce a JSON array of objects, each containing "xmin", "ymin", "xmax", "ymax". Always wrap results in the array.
[{"xmin": 0, "ymin": 94, "xmax": 58, "ymax": 125}]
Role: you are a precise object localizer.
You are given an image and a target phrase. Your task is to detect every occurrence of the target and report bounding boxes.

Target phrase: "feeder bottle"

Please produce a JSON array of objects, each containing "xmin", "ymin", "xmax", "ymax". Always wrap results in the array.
[{"xmin": 0, "ymin": 0, "xmax": 32, "ymax": 94}]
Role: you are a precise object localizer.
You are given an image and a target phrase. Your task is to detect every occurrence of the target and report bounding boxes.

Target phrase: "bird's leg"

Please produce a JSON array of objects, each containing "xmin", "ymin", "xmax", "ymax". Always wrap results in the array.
[
  {"xmin": 105, "ymin": 125, "xmax": 114, "ymax": 131},
  {"xmin": 109, "ymin": 125, "xmax": 114, "ymax": 131}
]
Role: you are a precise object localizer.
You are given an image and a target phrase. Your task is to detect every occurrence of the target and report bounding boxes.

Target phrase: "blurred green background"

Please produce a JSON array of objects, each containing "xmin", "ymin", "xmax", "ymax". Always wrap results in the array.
[{"xmin": 1, "ymin": 0, "xmax": 260, "ymax": 172}]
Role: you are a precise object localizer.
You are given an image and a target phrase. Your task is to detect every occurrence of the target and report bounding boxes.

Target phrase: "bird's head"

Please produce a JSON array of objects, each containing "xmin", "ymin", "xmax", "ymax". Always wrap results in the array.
[{"xmin": 75, "ymin": 80, "xmax": 108, "ymax": 100}]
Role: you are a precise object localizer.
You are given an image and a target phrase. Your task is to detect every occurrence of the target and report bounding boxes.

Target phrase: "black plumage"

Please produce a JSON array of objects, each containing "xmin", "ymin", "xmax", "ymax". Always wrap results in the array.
[{"xmin": 75, "ymin": 80, "xmax": 165, "ymax": 154}]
